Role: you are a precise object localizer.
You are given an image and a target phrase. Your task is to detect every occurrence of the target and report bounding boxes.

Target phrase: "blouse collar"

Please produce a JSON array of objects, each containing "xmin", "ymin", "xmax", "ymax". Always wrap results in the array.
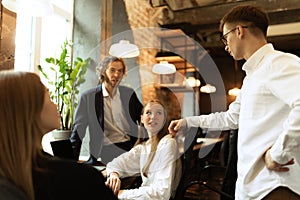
[{"xmin": 242, "ymin": 43, "xmax": 274, "ymax": 76}]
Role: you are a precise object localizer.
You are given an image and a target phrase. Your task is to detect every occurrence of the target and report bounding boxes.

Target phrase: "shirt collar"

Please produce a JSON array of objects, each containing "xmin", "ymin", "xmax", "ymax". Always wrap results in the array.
[
  {"xmin": 242, "ymin": 43, "xmax": 274, "ymax": 75},
  {"xmin": 102, "ymin": 83, "xmax": 120, "ymax": 98}
]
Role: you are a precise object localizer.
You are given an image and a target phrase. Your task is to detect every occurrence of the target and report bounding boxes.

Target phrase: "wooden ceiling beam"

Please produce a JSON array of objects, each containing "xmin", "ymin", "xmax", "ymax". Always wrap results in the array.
[
  {"xmin": 159, "ymin": 0, "xmax": 300, "ymax": 26},
  {"xmin": 156, "ymin": 0, "xmax": 300, "ymax": 54}
]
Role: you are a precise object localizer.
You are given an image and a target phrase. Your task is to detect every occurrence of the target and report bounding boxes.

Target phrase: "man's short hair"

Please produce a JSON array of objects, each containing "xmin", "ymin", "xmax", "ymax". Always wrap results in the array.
[{"xmin": 220, "ymin": 5, "xmax": 269, "ymax": 37}]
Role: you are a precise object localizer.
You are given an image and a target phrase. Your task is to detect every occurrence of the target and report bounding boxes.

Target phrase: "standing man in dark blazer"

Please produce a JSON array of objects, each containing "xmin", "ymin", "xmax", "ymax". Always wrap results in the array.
[{"xmin": 70, "ymin": 56, "xmax": 143, "ymax": 165}]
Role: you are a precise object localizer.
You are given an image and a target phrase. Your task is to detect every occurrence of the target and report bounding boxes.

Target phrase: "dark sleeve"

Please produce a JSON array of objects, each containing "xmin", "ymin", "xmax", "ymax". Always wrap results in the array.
[
  {"xmin": 119, "ymin": 86, "xmax": 143, "ymax": 142},
  {"xmin": 128, "ymin": 90, "xmax": 143, "ymax": 142},
  {"xmin": 70, "ymin": 90, "xmax": 89, "ymax": 160},
  {"xmin": 129, "ymin": 90, "xmax": 143, "ymax": 124},
  {"xmin": 0, "ymin": 178, "xmax": 29, "ymax": 200},
  {"xmin": 70, "ymin": 131, "xmax": 82, "ymax": 160},
  {"xmin": 76, "ymin": 163, "xmax": 118, "ymax": 200},
  {"xmin": 33, "ymin": 158, "xmax": 118, "ymax": 200}
]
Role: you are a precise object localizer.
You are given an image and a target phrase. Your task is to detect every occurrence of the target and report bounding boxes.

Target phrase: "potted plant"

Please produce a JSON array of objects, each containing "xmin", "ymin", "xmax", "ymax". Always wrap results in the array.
[{"xmin": 38, "ymin": 40, "xmax": 90, "ymax": 139}]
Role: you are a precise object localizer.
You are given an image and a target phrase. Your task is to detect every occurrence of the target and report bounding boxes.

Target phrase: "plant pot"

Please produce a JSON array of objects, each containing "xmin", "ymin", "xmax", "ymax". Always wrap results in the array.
[{"xmin": 52, "ymin": 129, "xmax": 72, "ymax": 140}]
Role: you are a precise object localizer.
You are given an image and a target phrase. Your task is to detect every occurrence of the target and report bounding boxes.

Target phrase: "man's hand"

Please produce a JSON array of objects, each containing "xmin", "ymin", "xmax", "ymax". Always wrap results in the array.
[
  {"xmin": 168, "ymin": 119, "xmax": 187, "ymax": 136},
  {"xmin": 264, "ymin": 149, "xmax": 294, "ymax": 172},
  {"xmin": 105, "ymin": 172, "xmax": 121, "ymax": 195}
]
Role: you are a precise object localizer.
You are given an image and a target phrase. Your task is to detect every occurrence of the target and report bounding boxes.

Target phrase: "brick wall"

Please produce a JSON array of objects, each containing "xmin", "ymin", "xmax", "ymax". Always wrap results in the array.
[
  {"xmin": 0, "ymin": 7, "xmax": 16, "ymax": 70},
  {"xmin": 123, "ymin": 0, "xmax": 183, "ymax": 120}
]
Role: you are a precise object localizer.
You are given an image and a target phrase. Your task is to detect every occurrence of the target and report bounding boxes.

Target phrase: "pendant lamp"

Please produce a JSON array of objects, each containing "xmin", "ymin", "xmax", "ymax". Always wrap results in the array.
[
  {"xmin": 109, "ymin": 40, "xmax": 140, "ymax": 58},
  {"xmin": 2, "ymin": 0, "xmax": 53, "ymax": 17},
  {"xmin": 185, "ymin": 76, "xmax": 201, "ymax": 87},
  {"xmin": 1, "ymin": 0, "xmax": 18, "ymax": 12},
  {"xmin": 152, "ymin": 61, "xmax": 176, "ymax": 74}
]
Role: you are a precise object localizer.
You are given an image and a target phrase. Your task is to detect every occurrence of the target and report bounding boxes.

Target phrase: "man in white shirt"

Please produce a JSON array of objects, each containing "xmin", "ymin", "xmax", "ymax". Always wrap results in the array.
[
  {"xmin": 71, "ymin": 56, "xmax": 143, "ymax": 164},
  {"xmin": 168, "ymin": 5, "xmax": 300, "ymax": 200}
]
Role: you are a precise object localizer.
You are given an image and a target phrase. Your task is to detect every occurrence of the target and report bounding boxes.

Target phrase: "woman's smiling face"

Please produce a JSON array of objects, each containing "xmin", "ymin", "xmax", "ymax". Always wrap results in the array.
[{"xmin": 141, "ymin": 102, "xmax": 166, "ymax": 136}]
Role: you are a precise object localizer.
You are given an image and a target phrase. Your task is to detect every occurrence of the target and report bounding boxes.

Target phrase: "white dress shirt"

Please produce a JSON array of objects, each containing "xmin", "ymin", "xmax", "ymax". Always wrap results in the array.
[
  {"xmin": 106, "ymin": 134, "xmax": 181, "ymax": 200},
  {"xmin": 102, "ymin": 84, "xmax": 130, "ymax": 145},
  {"xmin": 186, "ymin": 44, "xmax": 300, "ymax": 199}
]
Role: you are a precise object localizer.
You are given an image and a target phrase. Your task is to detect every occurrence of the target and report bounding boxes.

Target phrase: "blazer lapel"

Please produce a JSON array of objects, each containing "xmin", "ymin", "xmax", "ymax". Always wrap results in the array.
[{"xmin": 95, "ymin": 84, "xmax": 104, "ymax": 129}]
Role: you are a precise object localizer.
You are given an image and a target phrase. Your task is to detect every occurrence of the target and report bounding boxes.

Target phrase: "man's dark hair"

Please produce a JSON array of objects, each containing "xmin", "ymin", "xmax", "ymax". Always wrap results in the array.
[{"xmin": 220, "ymin": 5, "xmax": 270, "ymax": 37}]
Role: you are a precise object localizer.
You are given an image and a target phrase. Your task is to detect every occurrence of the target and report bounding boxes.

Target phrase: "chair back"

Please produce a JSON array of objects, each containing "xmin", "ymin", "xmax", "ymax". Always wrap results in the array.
[{"xmin": 171, "ymin": 127, "xmax": 199, "ymax": 200}]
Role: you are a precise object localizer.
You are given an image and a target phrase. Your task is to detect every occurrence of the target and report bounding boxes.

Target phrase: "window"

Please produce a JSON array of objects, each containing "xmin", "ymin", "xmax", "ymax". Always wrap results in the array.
[{"xmin": 14, "ymin": 0, "xmax": 73, "ymax": 73}]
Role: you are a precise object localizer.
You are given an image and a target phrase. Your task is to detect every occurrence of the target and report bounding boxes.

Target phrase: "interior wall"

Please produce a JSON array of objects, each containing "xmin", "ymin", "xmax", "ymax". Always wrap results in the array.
[
  {"xmin": 72, "ymin": 0, "xmax": 102, "ymax": 91},
  {"xmin": 112, "ymin": 0, "xmax": 142, "ymax": 101},
  {"xmin": 73, "ymin": 0, "xmax": 184, "ymax": 122},
  {"xmin": 123, "ymin": 0, "xmax": 185, "ymax": 120},
  {"xmin": 72, "ymin": 0, "xmax": 142, "ymax": 100},
  {"xmin": 71, "ymin": 0, "xmax": 258, "ymax": 119}
]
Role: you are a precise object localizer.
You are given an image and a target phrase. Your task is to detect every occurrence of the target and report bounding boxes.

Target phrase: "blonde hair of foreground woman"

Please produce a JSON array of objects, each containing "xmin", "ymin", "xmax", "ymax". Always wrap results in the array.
[{"xmin": 0, "ymin": 70, "xmax": 54, "ymax": 200}]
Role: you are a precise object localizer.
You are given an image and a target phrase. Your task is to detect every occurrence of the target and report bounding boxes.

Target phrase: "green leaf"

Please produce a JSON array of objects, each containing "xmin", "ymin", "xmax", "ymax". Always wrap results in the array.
[{"xmin": 37, "ymin": 39, "xmax": 90, "ymax": 130}]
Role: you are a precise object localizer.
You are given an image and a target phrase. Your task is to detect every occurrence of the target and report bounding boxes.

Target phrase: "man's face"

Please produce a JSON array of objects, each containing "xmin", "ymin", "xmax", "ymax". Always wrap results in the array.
[
  {"xmin": 222, "ymin": 24, "xmax": 238, "ymax": 58},
  {"xmin": 222, "ymin": 23, "xmax": 246, "ymax": 61},
  {"xmin": 103, "ymin": 61, "xmax": 124, "ymax": 88}
]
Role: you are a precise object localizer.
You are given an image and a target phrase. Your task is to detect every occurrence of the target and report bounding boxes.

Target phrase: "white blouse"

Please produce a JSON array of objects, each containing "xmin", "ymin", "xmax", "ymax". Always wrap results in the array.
[{"xmin": 106, "ymin": 134, "xmax": 181, "ymax": 200}]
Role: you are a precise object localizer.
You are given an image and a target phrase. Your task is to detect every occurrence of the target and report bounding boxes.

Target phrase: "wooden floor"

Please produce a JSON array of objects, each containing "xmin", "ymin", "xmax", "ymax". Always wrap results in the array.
[
  {"xmin": 179, "ymin": 137, "xmax": 229, "ymax": 200},
  {"xmin": 184, "ymin": 176, "xmax": 224, "ymax": 200},
  {"xmin": 182, "ymin": 166, "xmax": 225, "ymax": 200}
]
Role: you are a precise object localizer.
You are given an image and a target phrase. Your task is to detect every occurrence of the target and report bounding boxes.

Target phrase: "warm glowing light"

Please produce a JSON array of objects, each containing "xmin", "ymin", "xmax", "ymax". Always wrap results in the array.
[
  {"xmin": 228, "ymin": 87, "xmax": 241, "ymax": 96},
  {"xmin": 185, "ymin": 77, "xmax": 201, "ymax": 87},
  {"xmin": 200, "ymin": 84, "xmax": 216, "ymax": 93}
]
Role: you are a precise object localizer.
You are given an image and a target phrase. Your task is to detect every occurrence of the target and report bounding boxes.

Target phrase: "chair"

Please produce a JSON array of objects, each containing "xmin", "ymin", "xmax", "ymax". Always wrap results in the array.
[
  {"xmin": 220, "ymin": 129, "xmax": 238, "ymax": 200},
  {"xmin": 179, "ymin": 129, "xmax": 237, "ymax": 200},
  {"xmin": 172, "ymin": 127, "xmax": 200, "ymax": 200}
]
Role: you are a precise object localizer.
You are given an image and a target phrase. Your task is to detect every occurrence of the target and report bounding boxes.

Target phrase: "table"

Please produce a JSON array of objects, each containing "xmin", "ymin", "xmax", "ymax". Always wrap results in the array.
[
  {"xmin": 42, "ymin": 132, "xmax": 107, "ymax": 176},
  {"xmin": 193, "ymin": 137, "xmax": 224, "ymax": 151},
  {"xmin": 42, "ymin": 132, "xmax": 90, "ymax": 161},
  {"xmin": 42, "ymin": 132, "xmax": 55, "ymax": 155}
]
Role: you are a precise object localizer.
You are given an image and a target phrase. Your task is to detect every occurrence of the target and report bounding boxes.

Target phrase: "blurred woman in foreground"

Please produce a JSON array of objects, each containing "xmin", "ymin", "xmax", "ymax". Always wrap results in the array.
[{"xmin": 0, "ymin": 70, "xmax": 117, "ymax": 200}]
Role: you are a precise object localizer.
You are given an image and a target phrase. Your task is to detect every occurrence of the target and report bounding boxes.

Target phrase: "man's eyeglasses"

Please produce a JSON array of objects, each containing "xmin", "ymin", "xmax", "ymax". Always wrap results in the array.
[{"xmin": 221, "ymin": 26, "xmax": 248, "ymax": 46}]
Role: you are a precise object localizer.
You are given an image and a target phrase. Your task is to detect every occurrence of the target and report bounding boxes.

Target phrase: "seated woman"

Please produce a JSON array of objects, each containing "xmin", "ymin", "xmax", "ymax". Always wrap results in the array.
[
  {"xmin": 105, "ymin": 99, "xmax": 181, "ymax": 200},
  {"xmin": 0, "ymin": 70, "xmax": 117, "ymax": 200}
]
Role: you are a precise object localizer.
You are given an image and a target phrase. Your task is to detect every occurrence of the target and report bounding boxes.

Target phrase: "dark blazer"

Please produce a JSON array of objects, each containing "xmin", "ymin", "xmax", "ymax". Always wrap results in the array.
[
  {"xmin": 0, "ymin": 177, "xmax": 29, "ymax": 200},
  {"xmin": 70, "ymin": 84, "xmax": 143, "ymax": 160}
]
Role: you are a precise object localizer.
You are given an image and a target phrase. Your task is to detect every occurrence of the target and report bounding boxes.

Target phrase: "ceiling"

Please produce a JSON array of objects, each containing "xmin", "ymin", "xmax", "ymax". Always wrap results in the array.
[{"xmin": 150, "ymin": 0, "xmax": 300, "ymax": 57}]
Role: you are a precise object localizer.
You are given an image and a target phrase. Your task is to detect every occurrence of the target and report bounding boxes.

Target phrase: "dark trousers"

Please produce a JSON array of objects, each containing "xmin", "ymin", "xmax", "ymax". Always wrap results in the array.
[
  {"xmin": 263, "ymin": 187, "xmax": 300, "ymax": 200},
  {"xmin": 101, "ymin": 140, "xmax": 134, "ymax": 164}
]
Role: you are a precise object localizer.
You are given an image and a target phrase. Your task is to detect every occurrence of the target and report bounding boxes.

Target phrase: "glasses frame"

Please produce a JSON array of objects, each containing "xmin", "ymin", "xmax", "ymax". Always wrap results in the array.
[{"xmin": 221, "ymin": 26, "xmax": 248, "ymax": 46}]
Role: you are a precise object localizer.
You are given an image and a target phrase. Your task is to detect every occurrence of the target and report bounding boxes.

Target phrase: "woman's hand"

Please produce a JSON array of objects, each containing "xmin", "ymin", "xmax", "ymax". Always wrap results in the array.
[
  {"xmin": 264, "ymin": 149, "xmax": 294, "ymax": 172},
  {"xmin": 105, "ymin": 172, "xmax": 121, "ymax": 195},
  {"xmin": 168, "ymin": 119, "xmax": 187, "ymax": 136}
]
